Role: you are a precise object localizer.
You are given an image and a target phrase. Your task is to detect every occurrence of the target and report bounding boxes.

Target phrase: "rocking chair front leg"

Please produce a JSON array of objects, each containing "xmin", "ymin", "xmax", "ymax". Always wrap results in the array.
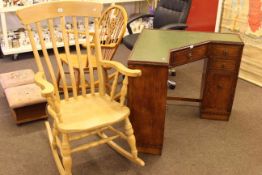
[
  {"xmin": 62, "ymin": 134, "xmax": 72, "ymax": 175},
  {"xmin": 52, "ymin": 122, "xmax": 59, "ymax": 149},
  {"xmin": 45, "ymin": 122, "xmax": 66, "ymax": 175},
  {"xmin": 124, "ymin": 118, "xmax": 138, "ymax": 158}
]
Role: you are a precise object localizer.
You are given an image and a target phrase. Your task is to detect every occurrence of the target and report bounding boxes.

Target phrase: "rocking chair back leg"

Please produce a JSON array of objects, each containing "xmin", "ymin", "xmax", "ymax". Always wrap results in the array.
[{"xmin": 62, "ymin": 134, "xmax": 72, "ymax": 175}]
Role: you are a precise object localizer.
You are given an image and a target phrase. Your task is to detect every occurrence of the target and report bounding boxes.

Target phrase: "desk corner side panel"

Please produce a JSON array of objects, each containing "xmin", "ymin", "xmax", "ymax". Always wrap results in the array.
[{"xmin": 127, "ymin": 63, "xmax": 168, "ymax": 154}]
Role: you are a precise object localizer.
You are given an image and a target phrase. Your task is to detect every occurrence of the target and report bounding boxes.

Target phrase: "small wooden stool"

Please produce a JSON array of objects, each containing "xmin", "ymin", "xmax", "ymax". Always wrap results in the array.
[
  {"xmin": 0, "ymin": 69, "xmax": 47, "ymax": 124},
  {"xmin": 4, "ymin": 83, "xmax": 47, "ymax": 124}
]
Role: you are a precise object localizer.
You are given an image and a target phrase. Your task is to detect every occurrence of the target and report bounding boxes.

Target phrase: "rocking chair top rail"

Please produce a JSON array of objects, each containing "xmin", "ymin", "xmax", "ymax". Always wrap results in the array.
[{"xmin": 16, "ymin": 1, "xmax": 102, "ymax": 25}]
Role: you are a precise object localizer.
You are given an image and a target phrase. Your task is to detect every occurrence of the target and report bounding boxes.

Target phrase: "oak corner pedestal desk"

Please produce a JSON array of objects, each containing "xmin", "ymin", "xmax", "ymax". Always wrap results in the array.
[{"xmin": 127, "ymin": 29, "xmax": 244, "ymax": 155}]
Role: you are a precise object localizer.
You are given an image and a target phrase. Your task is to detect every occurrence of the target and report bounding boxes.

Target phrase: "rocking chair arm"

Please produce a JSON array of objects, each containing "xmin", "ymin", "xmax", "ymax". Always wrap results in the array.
[
  {"xmin": 35, "ymin": 72, "xmax": 54, "ymax": 97},
  {"xmin": 101, "ymin": 60, "xmax": 141, "ymax": 77}
]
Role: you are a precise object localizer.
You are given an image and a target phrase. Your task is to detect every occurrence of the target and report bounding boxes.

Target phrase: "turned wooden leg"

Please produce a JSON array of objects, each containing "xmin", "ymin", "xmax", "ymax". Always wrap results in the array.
[
  {"xmin": 62, "ymin": 134, "xmax": 72, "ymax": 175},
  {"xmin": 52, "ymin": 122, "xmax": 58, "ymax": 149},
  {"xmin": 125, "ymin": 118, "xmax": 138, "ymax": 158}
]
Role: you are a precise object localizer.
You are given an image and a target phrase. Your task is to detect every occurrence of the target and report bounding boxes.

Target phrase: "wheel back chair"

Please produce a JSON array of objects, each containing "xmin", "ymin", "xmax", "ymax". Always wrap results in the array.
[
  {"xmin": 17, "ymin": 2, "xmax": 144, "ymax": 174},
  {"xmin": 58, "ymin": 5, "xmax": 128, "ymax": 92}
]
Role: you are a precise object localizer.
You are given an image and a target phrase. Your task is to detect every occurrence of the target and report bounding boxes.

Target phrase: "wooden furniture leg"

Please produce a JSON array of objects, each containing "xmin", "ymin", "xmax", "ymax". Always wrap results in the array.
[
  {"xmin": 52, "ymin": 122, "xmax": 58, "ymax": 149},
  {"xmin": 62, "ymin": 134, "xmax": 72, "ymax": 175},
  {"xmin": 124, "ymin": 118, "xmax": 138, "ymax": 158}
]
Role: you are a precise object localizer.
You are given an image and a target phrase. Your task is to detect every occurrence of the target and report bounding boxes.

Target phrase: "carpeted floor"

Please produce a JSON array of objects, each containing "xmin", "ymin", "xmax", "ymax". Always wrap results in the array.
[{"xmin": 0, "ymin": 44, "xmax": 262, "ymax": 175}]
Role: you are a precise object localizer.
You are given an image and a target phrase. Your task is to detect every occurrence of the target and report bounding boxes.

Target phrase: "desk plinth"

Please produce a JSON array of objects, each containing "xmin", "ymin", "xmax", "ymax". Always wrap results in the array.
[{"xmin": 128, "ymin": 30, "xmax": 244, "ymax": 155}]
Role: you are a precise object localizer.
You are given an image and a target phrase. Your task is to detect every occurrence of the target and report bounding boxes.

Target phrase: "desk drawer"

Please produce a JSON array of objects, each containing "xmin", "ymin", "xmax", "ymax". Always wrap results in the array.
[
  {"xmin": 209, "ymin": 59, "xmax": 237, "ymax": 71},
  {"xmin": 208, "ymin": 44, "xmax": 242, "ymax": 58},
  {"xmin": 170, "ymin": 45, "xmax": 207, "ymax": 66}
]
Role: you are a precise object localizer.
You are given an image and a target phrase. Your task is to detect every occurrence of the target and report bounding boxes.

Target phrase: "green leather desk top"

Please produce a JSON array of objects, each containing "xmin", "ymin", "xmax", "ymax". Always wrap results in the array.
[{"xmin": 128, "ymin": 29, "xmax": 243, "ymax": 64}]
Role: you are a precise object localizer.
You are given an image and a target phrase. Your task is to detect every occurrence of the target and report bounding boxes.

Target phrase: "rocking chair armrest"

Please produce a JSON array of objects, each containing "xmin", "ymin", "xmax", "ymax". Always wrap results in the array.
[
  {"xmin": 101, "ymin": 60, "xmax": 141, "ymax": 77},
  {"xmin": 35, "ymin": 72, "xmax": 54, "ymax": 97}
]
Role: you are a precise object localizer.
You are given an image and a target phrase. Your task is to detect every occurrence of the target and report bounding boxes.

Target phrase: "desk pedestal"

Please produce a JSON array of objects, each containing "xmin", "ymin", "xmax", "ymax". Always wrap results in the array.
[
  {"xmin": 127, "ymin": 30, "xmax": 244, "ymax": 155},
  {"xmin": 128, "ymin": 63, "xmax": 168, "ymax": 155}
]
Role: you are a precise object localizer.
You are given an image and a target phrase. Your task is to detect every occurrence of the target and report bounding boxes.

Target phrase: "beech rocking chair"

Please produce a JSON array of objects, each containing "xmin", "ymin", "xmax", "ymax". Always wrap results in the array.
[{"xmin": 17, "ymin": 2, "xmax": 144, "ymax": 175}]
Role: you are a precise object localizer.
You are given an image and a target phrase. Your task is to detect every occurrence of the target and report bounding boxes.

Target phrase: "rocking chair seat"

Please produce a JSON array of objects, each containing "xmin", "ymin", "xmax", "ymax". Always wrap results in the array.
[
  {"xmin": 59, "ymin": 54, "xmax": 97, "ymax": 69},
  {"xmin": 48, "ymin": 94, "xmax": 130, "ymax": 133}
]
